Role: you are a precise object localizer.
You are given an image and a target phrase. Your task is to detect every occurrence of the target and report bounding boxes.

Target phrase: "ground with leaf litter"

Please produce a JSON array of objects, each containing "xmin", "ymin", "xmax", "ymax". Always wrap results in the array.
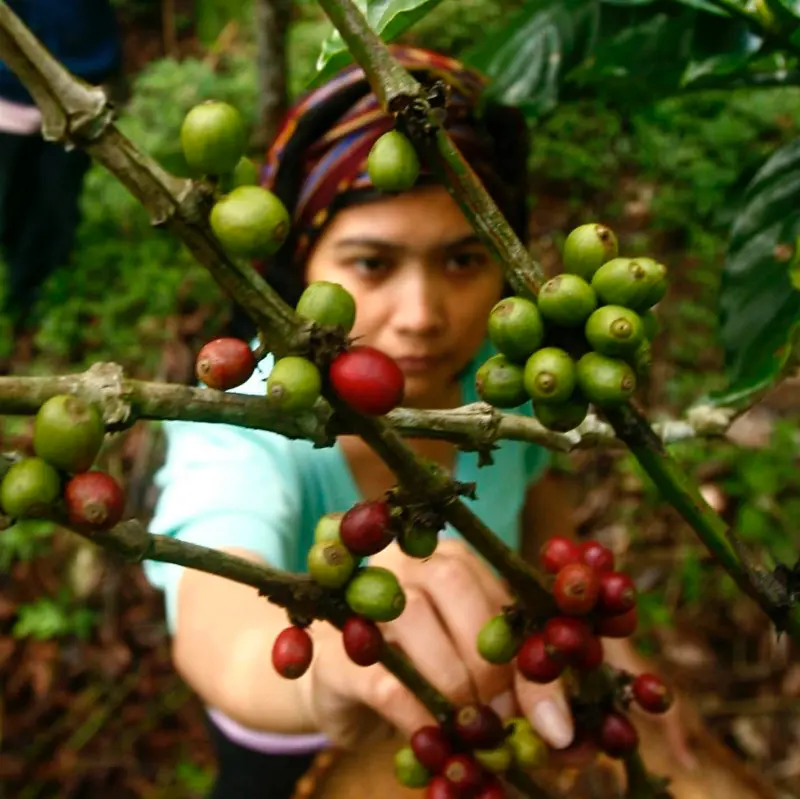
[{"xmin": 1, "ymin": 174, "xmax": 799, "ymax": 799}]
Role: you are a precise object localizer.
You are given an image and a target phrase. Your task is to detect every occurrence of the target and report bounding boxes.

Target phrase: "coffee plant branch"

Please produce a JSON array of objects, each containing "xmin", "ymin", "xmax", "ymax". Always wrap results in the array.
[
  {"xmin": 0, "ymin": 506, "xmax": 549, "ymax": 799},
  {"xmin": 314, "ymin": 0, "xmax": 800, "ymax": 643},
  {"xmin": 0, "ymin": 365, "xmax": 738, "ymax": 457},
  {"xmin": 315, "ymin": 0, "xmax": 543, "ymax": 299},
  {"xmin": 0, "ymin": 0, "xmax": 562, "ymax": 618}
]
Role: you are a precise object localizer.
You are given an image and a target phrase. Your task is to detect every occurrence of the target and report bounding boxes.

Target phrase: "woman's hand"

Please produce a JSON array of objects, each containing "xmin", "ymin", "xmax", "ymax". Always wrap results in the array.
[{"xmin": 300, "ymin": 539, "xmax": 577, "ymax": 750}]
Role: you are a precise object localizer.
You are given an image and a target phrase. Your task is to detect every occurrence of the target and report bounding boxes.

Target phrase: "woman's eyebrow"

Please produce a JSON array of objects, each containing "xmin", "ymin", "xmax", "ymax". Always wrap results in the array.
[{"xmin": 333, "ymin": 233, "xmax": 482, "ymax": 252}]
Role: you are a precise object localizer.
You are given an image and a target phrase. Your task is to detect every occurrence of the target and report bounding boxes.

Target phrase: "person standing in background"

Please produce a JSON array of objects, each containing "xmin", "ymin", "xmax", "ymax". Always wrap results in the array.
[{"xmin": 0, "ymin": 0, "xmax": 122, "ymax": 361}]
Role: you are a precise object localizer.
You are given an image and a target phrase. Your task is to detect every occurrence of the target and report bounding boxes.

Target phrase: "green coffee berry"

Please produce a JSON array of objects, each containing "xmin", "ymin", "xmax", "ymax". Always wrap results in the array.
[
  {"xmin": 266, "ymin": 356, "xmax": 322, "ymax": 411},
  {"xmin": 537, "ymin": 274, "xmax": 598, "ymax": 328},
  {"xmin": 576, "ymin": 352, "xmax": 637, "ymax": 407},
  {"xmin": 34, "ymin": 394, "xmax": 105, "ymax": 474},
  {"xmin": 533, "ymin": 394, "xmax": 589, "ymax": 432},
  {"xmin": 475, "ymin": 354, "xmax": 528, "ymax": 409},
  {"xmin": 585, "ymin": 305, "xmax": 644, "ymax": 357},
  {"xmin": 296, "ymin": 281, "xmax": 357, "ymax": 333},
  {"xmin": 306, "ymin": 540, "xmax": 356, "ymax": 588},
  {"xmin": 398, "ymin": 526, "xmax": 439, "ymax": 559},
  {"xmin": 508, "ymin": 728, "xmax": 547, "ymax": 769},
  {"xmin": 0, "ymin": 457, "xmax": 61, "ymax": 519},
  {"xmin": 474, "ymin": 743, "xmax": 514, "ymax": 773},
  {"xmin": 641, "ymin": 309, "xmax": 660, "ymax": 341},
  {"xmin": 394, "ymin": 745, "xmax": 431, "ymax": 788},
  {"xmin": 345, "ymin": 566, "xmax": 406, "ymax": 622},
  {"xmin": 477, "ymin": 614, "xmax": 521, "ymax": 665},
  {"xmin": 314, "ymin": 512, "xmax": 344, "ymax": 543},
  {"xmin": 487, "ymin": 297, "xmax": 545, "ymax": 363},
  {"xmin": 562, "ymin": 223, "xmax": 619, "ymax": 280},
  {"xmin": 367, "ymin": 131, "xmax": 420, "ymax": 193},
  {"xmin": 630, "ymin": 339, "xmax": 653, "ymax": 379},
  {"xmin": 523, "ymin": 347, "xmax": 576, "ymax": 404},
  {"xmin": 591, "ymin": 256, "xmax": 668, "ymax": 311}
]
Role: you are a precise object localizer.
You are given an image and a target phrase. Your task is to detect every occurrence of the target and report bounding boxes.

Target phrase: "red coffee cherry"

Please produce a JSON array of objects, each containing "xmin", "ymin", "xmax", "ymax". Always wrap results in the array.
[
  {"xmin": 576, "ymin": 634, "xmax": 604, "ymax": 672},
  {"xmin": 598, "ymin": 571, "xmax": 637, "ymax": 616},
  {"xmin": 426, "ymin": 775, "xmax": 460, "ymax": 798},
  {"xmin": 544, "ymin": 616, "xmax": 592, "ymax": 663},
  {"xmin": 342, "ymin": 616, "xmax": 383, "ymax": 666},
  {"xmin": 340, "ymin": 499, "xmax": 394, "ymax": 556},
  {"xmin": 195, "ymin": 337, "xmax": 255, "ymax": 390},
  {"xmin": 454, "ymin": 703, "xmax": 505, "ymax": 750},
  {"xmin": 64, "ymin": 471, "xmax": 124, "ymax": 530},
  {"xmin": 443, "ymin": 754, "xmax": 484, "ymax": 794},
  {"xmin": 475, "ymin": 775, "xmax": 506, "ymax": 799},
  {"xmin": 579, "ymin": 540, "xmax": 615, "ymax": 573},
  {"xmin": 411, "ymin": 725, "xmax": 453, "ymax": 774},
  {"xmin": 598, "ymin": 712, "xmax": 639, "ymax": 758},
  {"xmin": 540, "ymin": 536, "xmax": 582, "ymax": 574},
  {"xmin": 632, "ymin": 673, "xmax": 674, "ymax": 714},
  {"xmin": 516, "ymin": 632, "xmax": 564, "ymax": 683},
  {"xmin": 271, "ymin": 626, "xmax": 313, "ymax": 679},
  {"xmin": 554, "ymin": 562, "xmax": 600, "ymax": 615},
  {"xmin": 596, "ymin": 606, "xmax": 638, "ymax": 638},
  {"xmin": 329, "ymin": 346, "xmax": 405, "ymax": 416}
]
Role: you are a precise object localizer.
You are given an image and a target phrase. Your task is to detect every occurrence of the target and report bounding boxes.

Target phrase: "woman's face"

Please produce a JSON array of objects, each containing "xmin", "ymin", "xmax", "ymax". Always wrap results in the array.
[{"xmin": 305, "ymin": 184, "xmax": 505, "ymax": 408}]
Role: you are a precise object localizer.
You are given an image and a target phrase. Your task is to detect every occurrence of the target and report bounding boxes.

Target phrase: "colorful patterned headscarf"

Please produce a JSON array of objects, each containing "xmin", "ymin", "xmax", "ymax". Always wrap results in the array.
[{"xmin": 258, "ymin": 45, "xmax": 529, "ymax": 269}]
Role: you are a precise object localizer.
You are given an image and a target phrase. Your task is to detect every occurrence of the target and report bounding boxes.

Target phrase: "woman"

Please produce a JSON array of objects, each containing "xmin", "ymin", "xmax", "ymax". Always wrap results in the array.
[{"xmin": 143, "ymin": 46, "xmax": 690, "ymax": 799}]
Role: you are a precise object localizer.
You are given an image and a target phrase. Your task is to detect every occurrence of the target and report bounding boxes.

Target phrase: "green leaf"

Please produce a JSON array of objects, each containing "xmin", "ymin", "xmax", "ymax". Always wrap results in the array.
[
  {"xmin": 716, "ymin": 137, "xmax": 800, "ymax": 402},
  {"xmin": 463, "ymin": 0, "xmax": 601, "ymax": 119},
  {"xmin": 312, "ymin": 0, "xmax": 446, "ymax": 86}
]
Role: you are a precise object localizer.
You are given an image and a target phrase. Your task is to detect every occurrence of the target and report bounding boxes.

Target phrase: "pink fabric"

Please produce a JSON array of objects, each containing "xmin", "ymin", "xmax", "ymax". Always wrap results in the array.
[
  {"xmin": 206, "ymin": 707, "xmax": 332, "ymax": 755},
  {"xmin": 0, "ymin": 96, "xmax": 41, "ymax": 135}
]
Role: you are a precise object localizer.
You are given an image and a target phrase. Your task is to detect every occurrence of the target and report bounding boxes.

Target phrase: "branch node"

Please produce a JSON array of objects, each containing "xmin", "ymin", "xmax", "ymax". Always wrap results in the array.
[{"xmin": 81, "ymin": 362, "xmax": 133, "ymax": 429}]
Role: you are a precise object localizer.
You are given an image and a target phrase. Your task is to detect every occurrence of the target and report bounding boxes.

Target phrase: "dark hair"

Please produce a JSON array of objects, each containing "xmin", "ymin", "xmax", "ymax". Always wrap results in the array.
[{"xmin": 227, "ymin": 82, "xmax": 530, "ymax": 342}]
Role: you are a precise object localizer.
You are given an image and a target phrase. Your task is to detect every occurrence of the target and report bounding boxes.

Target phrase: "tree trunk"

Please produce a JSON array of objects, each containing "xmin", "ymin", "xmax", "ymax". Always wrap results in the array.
[{"xmin": 253, "ymin": 0, "xmax": 291, "ymax": 152}]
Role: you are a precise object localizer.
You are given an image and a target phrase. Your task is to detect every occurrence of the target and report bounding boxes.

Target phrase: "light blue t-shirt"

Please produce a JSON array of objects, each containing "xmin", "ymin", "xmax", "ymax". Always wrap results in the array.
[{"xmin": 143, "ymin": 338, "xmax": 550, "ymax": 632}]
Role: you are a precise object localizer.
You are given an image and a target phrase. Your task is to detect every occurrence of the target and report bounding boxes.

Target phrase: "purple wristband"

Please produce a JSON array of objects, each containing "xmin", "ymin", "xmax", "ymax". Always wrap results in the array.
[{"xmin": 207, "ymin": 707, "xmax": 332, "ymax": 755}]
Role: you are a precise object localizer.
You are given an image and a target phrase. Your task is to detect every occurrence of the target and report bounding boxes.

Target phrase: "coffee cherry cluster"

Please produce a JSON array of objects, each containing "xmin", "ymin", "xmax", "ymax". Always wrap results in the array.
[
  {"xmin": 0, "ymin": 395, "xmax": 124, "ymax": 532},
  {"xmin": 476, "ymin": 222, "xmax": 666, "ymax": 432},
  {"xmin": 394, "ymin": 707, "xmax": 546, "ymax": 797},
  {"xmin": 272, "ymin": 503, "xmax": 441, "ymax": 680}
]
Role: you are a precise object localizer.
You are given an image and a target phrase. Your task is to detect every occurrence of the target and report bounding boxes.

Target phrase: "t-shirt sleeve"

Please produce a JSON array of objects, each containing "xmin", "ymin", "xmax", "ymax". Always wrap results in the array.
[{"xmin": 143, "ymin": 355, "xmax": 302, "ymax": 633}]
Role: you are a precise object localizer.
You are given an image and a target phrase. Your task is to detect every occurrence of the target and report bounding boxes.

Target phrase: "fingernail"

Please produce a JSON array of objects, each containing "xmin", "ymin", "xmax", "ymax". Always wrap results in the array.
[
  {"xmin": 489, "ymin": 690, "xmax": 515, "ymax": 719},
  {"xmin": 530, "ymin": 698, "xmax": 574, "ymax": 749}
]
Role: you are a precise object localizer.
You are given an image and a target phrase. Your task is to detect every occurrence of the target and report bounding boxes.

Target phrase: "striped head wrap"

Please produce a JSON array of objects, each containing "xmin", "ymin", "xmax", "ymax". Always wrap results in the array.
[{"xmin": 258, "ymin": 45, "xmax": 528, "ymax": 270}]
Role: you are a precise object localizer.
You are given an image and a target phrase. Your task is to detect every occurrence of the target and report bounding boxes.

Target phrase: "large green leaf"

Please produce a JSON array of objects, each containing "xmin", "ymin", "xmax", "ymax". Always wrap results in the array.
[
  {"xmin": 312, "ymin": 0, "xmax": 445, "ymax": 86},
  {"xmin": 716, "ymin": 137, "xmax": 800, "ymax": 403},
  {"xmin": 463, "ymin": 0, "xmax": 601, "ymax": 118}
]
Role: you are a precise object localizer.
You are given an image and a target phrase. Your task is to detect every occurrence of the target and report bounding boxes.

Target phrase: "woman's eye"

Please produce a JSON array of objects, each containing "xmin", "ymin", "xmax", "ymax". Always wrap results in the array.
[
  {"xmin": 447, "ymin": 251, "xmax": 487, "ymax": 271},
  {"xmin": 352, "ymin": 256, "xmax": 389, "ymax": 274}
]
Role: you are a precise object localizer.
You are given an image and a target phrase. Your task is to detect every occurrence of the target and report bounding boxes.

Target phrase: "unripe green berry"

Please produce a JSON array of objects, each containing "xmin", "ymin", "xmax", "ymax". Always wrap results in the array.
[
  {"xmin": 576, "ymin": 352, "xmax": 637, "ymax": 407},
  {"xmin": 487, "ymin": 297, "xmax": 544, "ymax": 363},
  {"xmin": 266, "ymin": 356, "xmax": 322, "ymax": 411},
  {"xmin": 181, "ymin": 100, "xmax": 246, "ymax": 177},
  {"xmin": 591, "ymin": 256, "xmax": 668, "ymax": 311},
  {"xmin": 523, "ymin": 347, "xmax": 576, "ymax": 404},
  {"xmin": 585, "ymin": 305, "xmax": 644, "ymax": 357},
  {"xmin": 345, "ymin": 566, "xmax": 406, "ymax": 622},
  {"xmin": 562, "ymin": 223, "xmax": 619, "ymax": 280},
  {"xmin": 314, "ymin": 512, "xmax": 344, "ymax": 543},
  {"xmin": 398, "ymin": 526, "xmax": 439, "ymax": 559},
  {"xmin": 306, "ymin": 540, "xmax": 356, "ymax": 588},
  {"xmin": 533, "ymin": 394, "xmax": 589, "ymax": 432},
  {"xmin": 0, "ymin": 457, "xmax": 61, "ymax": 519},
  {"xmin": 475, "ymin": 354, "xmax": 528, "ymax": 409},
  {"xmin": 394, "ymin": 745, "xmax": 431, "ymax": 788},
  {"xmin": 296, "ymin": 281, "xmax": 357, "ymax": 333},
  {"xmin": 537, "ymin": 274, "xmax": 598, "ymax": 328},
  {"xmin": 34, "ymin": 394, "xmax": 105, "ymax": 474},
  {"xmin": 474, "ymin": 743, "xmax": 513, "ymax": 773},
  {"xmin": 477, "ymin": 614, "xmax": 521, "ymax": 665},
  {"xmin": 641, "ymin": 309, "xmax": 660, "ymax": 341},
  {"xmin": 367, "ymin": 131, "xmax": 420, "ymax": 193}
]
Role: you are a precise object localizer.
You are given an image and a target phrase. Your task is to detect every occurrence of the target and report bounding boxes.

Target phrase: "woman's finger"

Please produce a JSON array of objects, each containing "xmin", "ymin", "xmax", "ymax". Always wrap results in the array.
[
  {"xmin": 436, "ymin": 539, "xmax": 514, "ymax": 609},
  {"xmin": 513, "ymin": 670, "xmax": 575, "ymax": 750},
  {"xmin": 414, "ymin": 551, "xmax": 514, "ymax": 704},
  {"xmin": 380, "ymin": 585, "xmax": 477, "ymax": 707}
]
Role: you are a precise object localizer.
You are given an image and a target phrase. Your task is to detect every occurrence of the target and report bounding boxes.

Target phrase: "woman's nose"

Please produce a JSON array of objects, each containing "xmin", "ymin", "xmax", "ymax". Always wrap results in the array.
[{"xmin": 393, "ymin": 270, "xmax": 446, "ymax": 336}]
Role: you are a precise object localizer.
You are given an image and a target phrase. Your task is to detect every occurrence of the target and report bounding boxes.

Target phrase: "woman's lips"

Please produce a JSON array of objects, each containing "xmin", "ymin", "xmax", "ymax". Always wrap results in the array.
[{"xmin": 393, "ymin": 355, "xmax": 446, "ymax": 374}]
